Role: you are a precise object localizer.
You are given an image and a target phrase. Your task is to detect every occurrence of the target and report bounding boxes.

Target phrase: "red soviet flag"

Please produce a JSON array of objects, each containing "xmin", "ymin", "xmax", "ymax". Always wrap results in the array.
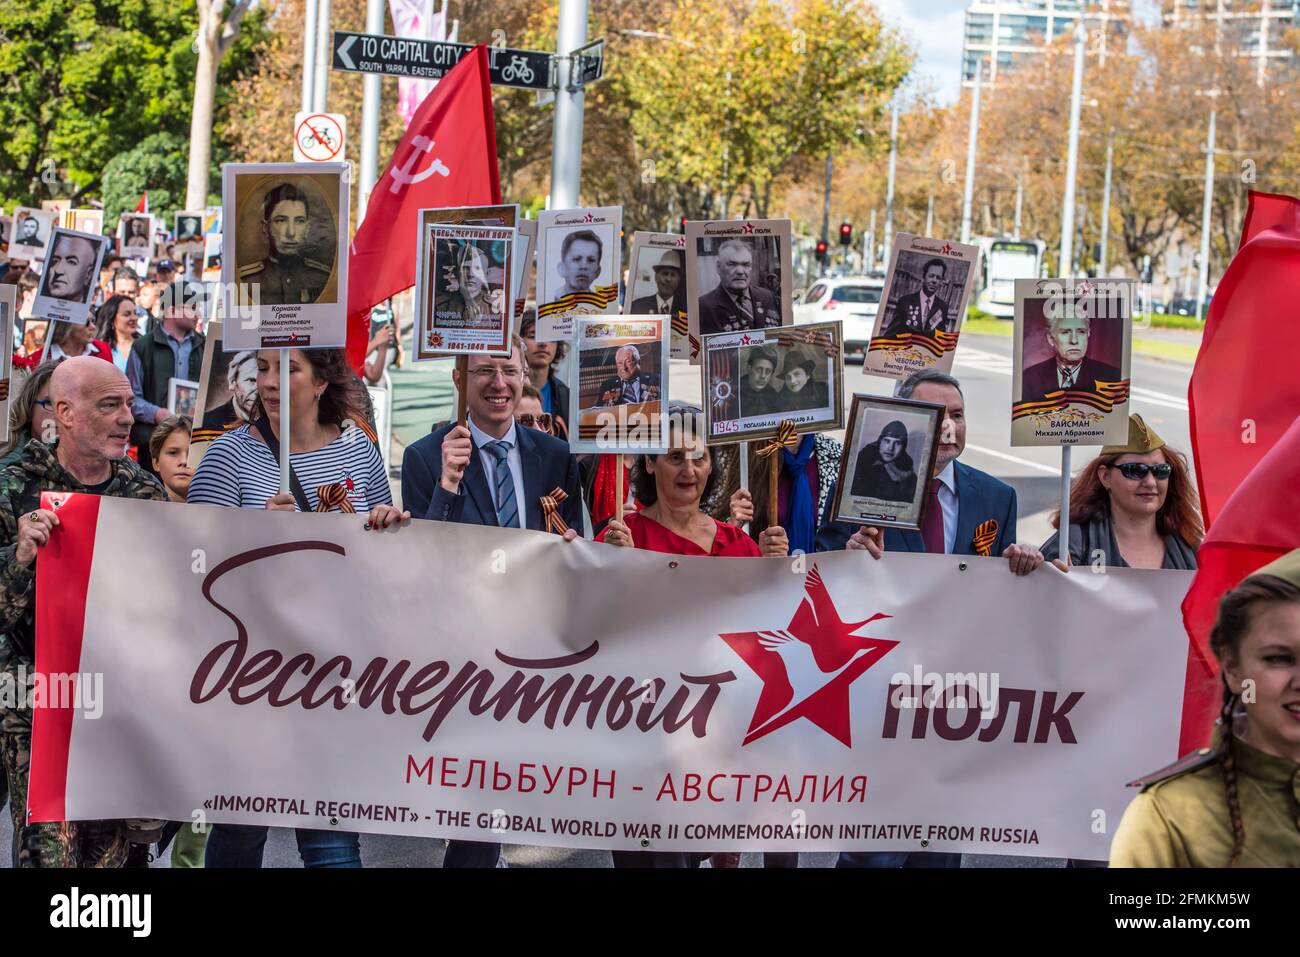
[
  {"xmin": 345, "ymin": 45, "xmax": 501, "ymax": 372},
  {"xmin": 1188, "ymin": 190, "xmax": 1300, "ymax": 527},
  {"xmin": 1179, "ymin": 417, "xmax": 1300, "ymax": 752}
]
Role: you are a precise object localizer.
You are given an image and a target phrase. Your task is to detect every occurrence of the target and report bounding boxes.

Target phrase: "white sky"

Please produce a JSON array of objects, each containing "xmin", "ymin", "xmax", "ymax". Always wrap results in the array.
[{"xmin": 873, "ymin": 0, "xmax": 971, "ymax": 104}]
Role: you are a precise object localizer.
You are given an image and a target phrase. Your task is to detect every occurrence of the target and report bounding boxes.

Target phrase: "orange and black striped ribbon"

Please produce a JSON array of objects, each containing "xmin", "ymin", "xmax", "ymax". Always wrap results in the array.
[
  {"xmin": 315, "ymin": 483, "xmax": 356, "ymax": 513},
  {"xmin": 757, "ymin": 420, "xmax": 800, "ymax": 459},
  {"xmin": 540, "ymin": 487, "xmax": 570, "ymax": 535},
  {"xmin": 972, "ymin": 519, "xmax": 999, "ymax": 557}
]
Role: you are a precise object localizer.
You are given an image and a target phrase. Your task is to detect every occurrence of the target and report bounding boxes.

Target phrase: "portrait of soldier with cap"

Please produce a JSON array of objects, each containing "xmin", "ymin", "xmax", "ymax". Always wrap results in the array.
[
  {"xmin": 851, "ymin": 419, "xmax": 920, "ymax": 502},
  {"xmin": 237, "ymin": 182, "xmax": 333, "ymax": 306},
  {"xmin": 630, "ymin": 249, "xmax": 687, "ymax": 317},
  {"xmin": 738, "ymin": 344, "xmax": 782, "ymax": 417}
]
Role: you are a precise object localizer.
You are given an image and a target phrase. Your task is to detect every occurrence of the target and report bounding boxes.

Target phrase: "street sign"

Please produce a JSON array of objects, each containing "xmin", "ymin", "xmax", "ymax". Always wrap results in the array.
[
  {"xmin": 293, "ymin": 112, "xmax": 347, "ymax": 163},
  {"xmin": 574, "ymin": 38, "xmax": 605, "ymax": 87},
  {"xmin": 332, "ymin": 31, "xmax": 554, "ymax": 91}
]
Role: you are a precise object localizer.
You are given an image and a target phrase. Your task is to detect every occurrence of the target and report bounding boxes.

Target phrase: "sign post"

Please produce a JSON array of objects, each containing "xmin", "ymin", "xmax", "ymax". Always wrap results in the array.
[{"xmin": 332, "ymin": 31, "xmax": 556, "ymax": 90}]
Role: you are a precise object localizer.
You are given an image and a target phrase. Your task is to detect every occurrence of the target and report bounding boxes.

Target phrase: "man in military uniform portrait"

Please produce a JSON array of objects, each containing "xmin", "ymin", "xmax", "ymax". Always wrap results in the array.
[
  {"xmin": 14, "ymin": 215, "xmax": 44, "ymax": 251},
  {"xmin": 1020, "ymin": 311, "xmax": 1122, "ymax": 404},
  {"xmin": 238, "ymin": 183, "xmax": 333, "ymax": 306},
  {"xmin": 630, "ymin": 249, "xmax": 686, "ymax": 316},
  {"xmin": 883, "ymin": 257, "xmax": 952, "ymax": 339},
  {"xmin": 122, "ymin": 216, "xmax": 150, "ymax": 251},
  {"xmin": 434, "ymin": 242, "xmax": 504, "ymax": 326},
  {"xmin": 596, "ymin": 345, "xmax": 661, "ymax": 406},
  {"xmin": 176, "ymin": 215, "xmax": 201, "ymax": 243},
  {"xmin": 698, "ymin": 239, "xmax": 781, "ymax": 335}
]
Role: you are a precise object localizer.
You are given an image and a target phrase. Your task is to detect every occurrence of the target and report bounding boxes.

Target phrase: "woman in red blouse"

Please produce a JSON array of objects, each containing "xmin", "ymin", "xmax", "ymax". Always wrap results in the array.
[{"xmin": 598, "ymin": 411, "xmax": 787, "ymax": 558}]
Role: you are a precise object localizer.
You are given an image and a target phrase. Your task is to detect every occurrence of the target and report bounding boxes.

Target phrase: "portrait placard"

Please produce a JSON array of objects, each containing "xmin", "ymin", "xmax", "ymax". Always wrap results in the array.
[
  {"xmin": 9, "ymin": 207, "xmax": 56, "ymax": 261},
  {"xmin": 222, "ymin": 162, "xmax": 349, "ymax": 351},
  {"xmin": 414, "ymin": 223, "xmax": 515, "ymax": 359},
  {"xmin": 117, "ymin": 214, "xmax": 154, "ymax": 256},
  {"xmin": 189, "ymin": 320, "xmax": 260, "ymax": 470},
  {"xmin": 167, "ymin": 377, "xmax": 200, "ymax": 418},
  {"xmin": 626, "ymin": 231, "xmax": 689, "ymax": 359},
  {"xmin": 0, "ymin": 286, "xmax": 15, "ymax": 444},
  {"xmin": 416, "ymin": 203, "xmax": 519, "ymax": 347},
  {"xmin": 174, "ymin": 211, "xmax": 205, "ymax": 258},
  {"xmin": 570, "ymin": 316, "xmax": 669, "ymax": 454},
  {"xmin": 701, "ymin": 319, "xmax": 843, "ymax": 444},
  {"xmin": 832, "ymin": 394, "xmax": 945, "ymax": 531},
  {"xmin": 865, "ymin": 233, "xmax": 979, "ymax": 380},
  {"xmin": 1011, "ymin": 277, "xmax": 1133, "ymax": 447},
  {"xmin": 31, "ymin": 228, "xmax": 109, "ymax": 323},
  {"xmin": 535, "ymin": 206, "xmax": 622, "ymax": 341},
  {"xmin": 68, "ymin": 209, "xmax": 103, "ymax": 236},
  {"xmin": 202, "ymin": 233, "xmax": 222, "ymax": 281},
  {"xmin": 685, "ymin": 219, "xmax": 793, "ymax": 364}
]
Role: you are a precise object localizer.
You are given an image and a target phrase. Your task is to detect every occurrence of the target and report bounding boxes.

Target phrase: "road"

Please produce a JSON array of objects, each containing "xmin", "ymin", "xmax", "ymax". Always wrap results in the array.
[{"xmin": 0, "ymin": 334, "xmax": 1192, "ymax": 869}]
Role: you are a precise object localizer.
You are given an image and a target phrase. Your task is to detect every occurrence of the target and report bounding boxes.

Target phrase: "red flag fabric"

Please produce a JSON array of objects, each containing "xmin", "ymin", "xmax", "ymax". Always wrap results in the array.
[
  {"xmin": 345, "ymin": 45, "xmax": 501, "ymax": 372},
  {"xmin": 1179, "ymin": 417, "xmax": 1300, "ymax": 752},
  {"xmin": 1188, "ymin": 190, "xmax": 1300, "ymax": 528},
  {"xmin": 134, "ymin": 192, "xmax": 149, "ymax": 214}
]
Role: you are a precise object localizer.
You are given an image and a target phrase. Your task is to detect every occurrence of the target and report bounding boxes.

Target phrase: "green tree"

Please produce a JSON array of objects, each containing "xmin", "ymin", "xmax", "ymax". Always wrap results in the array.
[{"xmin": 100, "ymin": 133, "xmax": 190, "ymax": 224}]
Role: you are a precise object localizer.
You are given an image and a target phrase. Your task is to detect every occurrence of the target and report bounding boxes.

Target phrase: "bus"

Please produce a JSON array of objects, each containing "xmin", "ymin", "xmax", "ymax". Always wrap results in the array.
[{"xmin": 974, "ymin": 237, "xmax": 1045, "ymax": 319}]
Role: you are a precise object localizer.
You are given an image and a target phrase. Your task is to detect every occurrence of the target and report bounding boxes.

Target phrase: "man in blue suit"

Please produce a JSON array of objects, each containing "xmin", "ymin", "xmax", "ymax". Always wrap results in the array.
[
  {"xmin": 401, "ymin": 337, "xmax": 584, "ymax": 867},
  {"xmin": 817, "ymin": 369, "xmax": 1050, "ymax": 868}
]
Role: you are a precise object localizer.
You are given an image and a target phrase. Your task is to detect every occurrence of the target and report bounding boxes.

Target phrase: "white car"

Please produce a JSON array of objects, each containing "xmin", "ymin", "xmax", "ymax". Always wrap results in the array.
[{"xmin": 793, "ymin": 278, "xmax": 883, "ymax": 361}]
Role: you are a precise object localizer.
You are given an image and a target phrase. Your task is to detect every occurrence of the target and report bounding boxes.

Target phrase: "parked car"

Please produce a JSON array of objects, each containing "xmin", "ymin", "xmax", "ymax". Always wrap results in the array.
[{"xmin": 793, "ymin": 277, "xmax": 884, "ymax": 361}]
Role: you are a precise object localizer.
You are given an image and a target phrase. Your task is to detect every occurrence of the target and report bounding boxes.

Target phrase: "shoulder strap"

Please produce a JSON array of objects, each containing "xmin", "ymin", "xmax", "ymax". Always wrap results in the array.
[
  {"xmin": 251, "ymin": 417, "xmax": 312, "ymax": 513},
  {"xmin": 1125, "ymin": 747, "xmax": 1218, "ymax": 790}
]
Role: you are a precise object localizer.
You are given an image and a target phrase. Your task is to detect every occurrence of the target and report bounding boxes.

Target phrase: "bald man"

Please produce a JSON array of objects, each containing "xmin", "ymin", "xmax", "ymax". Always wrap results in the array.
[{"xmin": 0, "ymin": 356, "xmax": 165, "ymax": 868}]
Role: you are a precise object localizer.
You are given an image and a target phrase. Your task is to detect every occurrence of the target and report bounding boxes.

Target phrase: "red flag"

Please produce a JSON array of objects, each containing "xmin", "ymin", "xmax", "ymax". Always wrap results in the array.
[
  {"xmin": 1179, "ymin": 417, "xmax": 1300, "ymax": 752},
  {"xmin": 345, "ymin": 45, "xmax": 501, "ymax": 372},
  {"xmin": 134, "ymin": 192, "xmax": 149, "ymax": 214},
  {"xmin": 1188, "ymin": 190, "xmax": 1300, "ymax": 527}
]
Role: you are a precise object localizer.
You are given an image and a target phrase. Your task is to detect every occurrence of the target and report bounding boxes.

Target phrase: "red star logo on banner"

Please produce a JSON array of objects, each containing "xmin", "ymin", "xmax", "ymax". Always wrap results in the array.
[
  {"xmin": 742, "ymin": 221, "xmax": 756, "ymax": 234},
  {"xmin": 583, "ymin": 213, "xmax": 594, "ymax": 223},
  {"xmin": 940, "ymin": 243, "xmax": 953, "ymax": 255},
  {"xmin": 720, "ymin": 565, "xmax": 896, "ymax": 747},
  {"xmin": 1077, "ymin": 280, "xmax": 1094, "ymax": 296}
]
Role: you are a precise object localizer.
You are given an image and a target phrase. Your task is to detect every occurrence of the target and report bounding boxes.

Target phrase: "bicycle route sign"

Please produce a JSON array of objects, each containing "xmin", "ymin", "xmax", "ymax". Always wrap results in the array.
[
  {"xmin": 293, "ymin": 112, "xmax": 347, "ymax": 163},
  {"xmin": 331, "ymin": 31, "xmax": 557, "ymax": 91}
]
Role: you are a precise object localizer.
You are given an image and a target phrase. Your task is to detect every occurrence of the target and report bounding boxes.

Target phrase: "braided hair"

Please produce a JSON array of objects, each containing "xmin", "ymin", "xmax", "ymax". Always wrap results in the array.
[{"xmin": 1207, "ymin": 573, "xmax": 1300, "ymax": 865}]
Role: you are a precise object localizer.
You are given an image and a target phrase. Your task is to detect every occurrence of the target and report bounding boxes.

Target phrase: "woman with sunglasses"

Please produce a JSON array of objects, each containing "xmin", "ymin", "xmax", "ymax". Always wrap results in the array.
[
  {"xmin": 1040, "ymin": 414, "xmax": 1202, "ymax": 571},
  {"xmin": 0, "ymin": 362, "xmax": 59, "ymax": 470},
  {"xmin": 516, "ymin": 383, "xmax": 555, "ymax": 436}
]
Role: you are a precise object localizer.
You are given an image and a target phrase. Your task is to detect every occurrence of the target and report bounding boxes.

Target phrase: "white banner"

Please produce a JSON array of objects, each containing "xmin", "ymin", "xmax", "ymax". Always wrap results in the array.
[{"xmin": 32, "ymin": 496, "xmax": 1191, "ymax": 858}]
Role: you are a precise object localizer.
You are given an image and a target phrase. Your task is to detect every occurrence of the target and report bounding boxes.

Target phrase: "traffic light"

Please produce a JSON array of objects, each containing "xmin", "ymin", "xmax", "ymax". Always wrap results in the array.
[
  {"xmin": 679, "ymin": 216, "xmax": 688, "ymax": 233},
  {"xmin": 815, "ymin": 239, "xmax": 828, "ymax": 263},
  {"xmin": 839, "ymin": 222, "xmax": 853, "ymax": 247}
]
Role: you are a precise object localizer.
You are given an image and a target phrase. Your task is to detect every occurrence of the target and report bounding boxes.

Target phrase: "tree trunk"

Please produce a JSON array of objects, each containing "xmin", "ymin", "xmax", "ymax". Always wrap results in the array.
[{"xmin": 187, "ymin": 0, "xmax": 224, "ymax": 211}]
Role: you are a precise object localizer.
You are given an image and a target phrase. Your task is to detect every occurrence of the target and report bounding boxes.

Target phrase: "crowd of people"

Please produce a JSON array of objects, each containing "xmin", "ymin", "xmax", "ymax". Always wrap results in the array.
[{"xmin": 0, "ymin": 250, "xmax": 1293, "ymax": 872}]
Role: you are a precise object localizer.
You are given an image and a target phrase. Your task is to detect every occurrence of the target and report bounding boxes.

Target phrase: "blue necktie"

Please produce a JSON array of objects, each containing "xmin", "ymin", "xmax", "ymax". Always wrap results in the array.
[{"xmin": 483, "ymin": 441, "xmax": 519, "ymax": 528}]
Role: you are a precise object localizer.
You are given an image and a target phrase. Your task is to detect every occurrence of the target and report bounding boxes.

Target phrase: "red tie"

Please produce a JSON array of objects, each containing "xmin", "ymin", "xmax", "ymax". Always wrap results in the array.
[{"xmin": 921, "ymin": 478, "xmax": 945, "ymax": 554}]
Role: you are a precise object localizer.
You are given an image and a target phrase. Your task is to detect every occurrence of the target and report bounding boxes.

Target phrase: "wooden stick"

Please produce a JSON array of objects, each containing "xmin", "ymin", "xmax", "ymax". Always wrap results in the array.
[
  {"xmin": 455, "ymin": 355, "xmax": 469, "ymax": 426},
  {"xmin": 767, "ymin": 447, "xmax": 779, "ymax": 531},
  {"xmin": 615, "ymin": 453, "xmax": 625, "ymax": 522}
]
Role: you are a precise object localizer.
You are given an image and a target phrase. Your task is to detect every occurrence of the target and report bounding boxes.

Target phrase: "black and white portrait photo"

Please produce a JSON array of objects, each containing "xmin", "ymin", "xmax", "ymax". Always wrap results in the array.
[
  {"xmin": 32, "ymin": 228, "xmax": 108, "ymax": 323},
  {"xmin": 10, "ymin": 208, "xmax": 54, "ymax": 260},
  {"xmin": 833, "ymin": 394, "xmax": 945, "ymax": 531},
  {"xmin": 535, "ymin": 206, "xmax": 622, "ymax": 340},
  {"xmin": 626, "ymin": 231, "xmax": 689, "ymax": 358},
  {"xmin": 119, "ymin": 214, "xmax": 153, "ymax": 253},
  {"xmin": 416, "ymin": 223, "xmax": 514, "ymax": 359},
  {"xmin": 686, "ymin": 219, "xmax": 792, "ymax": 351},
  {"xmin": 174, "ymin": 211, "xmax": 204, "ymax": 257}
]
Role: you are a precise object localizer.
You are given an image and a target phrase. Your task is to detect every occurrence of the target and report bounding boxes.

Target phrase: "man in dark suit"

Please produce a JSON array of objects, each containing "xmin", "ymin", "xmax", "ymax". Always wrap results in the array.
[
  {"xmin": 630, "ymin": 249, "xmax": 686, "ymax": 316},
  {"xmin": 401, "ymin": 338, "xmax": 584, "ymax": 868},
  {"xmin": 1020, "ymin": 313, "xmax": 1122, "ymax": 404},
  {"xmin": 595, "ymin": 345, "xmax": 660, "ymax": 406},
  {"xmin": 882, "ymin": 257, "xmax": 952, "ymax": 338},
  {"xmin": 698, "ymin": 239, "xmax": 782, "ymax": 335},
  {"xmin": 816, "ymin": 369, "xmax": 1053, "ymax": 869}
]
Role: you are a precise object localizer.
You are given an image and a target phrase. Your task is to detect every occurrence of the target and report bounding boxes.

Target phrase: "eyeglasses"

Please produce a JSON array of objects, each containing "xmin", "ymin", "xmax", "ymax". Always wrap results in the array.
[
  {"xmin": 516, "ymin": 413, "xmax": 553, "ymax": 432},
  {"xmin": 1114, "ymin": 462, "xmax": 1172, "ymax": 481},
  {"xmin": 34, "ymin": 399, "xmax": 52, "ymax": 410},
  {"xmin": 468, "ymin": 366, "xmax": 524, "ymax": 382}
]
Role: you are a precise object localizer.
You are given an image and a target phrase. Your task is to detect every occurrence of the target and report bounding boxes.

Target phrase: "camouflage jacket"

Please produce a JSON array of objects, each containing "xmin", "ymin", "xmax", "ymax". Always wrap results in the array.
[{"xmin": 0, "ymin": 440, "xmax": 165, "ymax": 667}]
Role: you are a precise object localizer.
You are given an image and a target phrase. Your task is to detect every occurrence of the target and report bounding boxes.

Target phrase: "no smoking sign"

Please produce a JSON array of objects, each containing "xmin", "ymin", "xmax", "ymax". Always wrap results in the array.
[{"xmin": 293, "ymin": 112, "xmax": 347, "ymax": 163}]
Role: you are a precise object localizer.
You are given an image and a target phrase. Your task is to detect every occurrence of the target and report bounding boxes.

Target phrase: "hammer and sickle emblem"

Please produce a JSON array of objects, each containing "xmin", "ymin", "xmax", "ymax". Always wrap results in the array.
[{"xmin": 387, "ymin": 135, "xmax": 451, "ymax": 194}]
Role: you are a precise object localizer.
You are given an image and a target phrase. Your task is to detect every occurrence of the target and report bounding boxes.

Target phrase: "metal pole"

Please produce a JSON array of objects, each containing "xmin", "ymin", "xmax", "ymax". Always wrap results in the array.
[
  {"xmin": 358, "ymin": 0, "xmax": 384, "ymax": 219},
  {"xmin": 883, "ymin": 97, "xmax": 899, "ymax": 259},
  {"xmin": 925, "ymin": 194, "xmax": 934, "ymax": 236},
  {"xmin": 960, "ymin": 59, "xmax": 982, "ymax": 245},
  {"xmin": 1099, "ymin": 132, "xmax": 1113, "ymax": 275},
  {"xmin": 1196, "ymin": 108, "xmax": 1217, "ymax": 323},
  {"xmin": 301, "ymin": 0, "xmax": 318, "ymax": 114},
  {"xmin": 820, "ymin": 152, "xmax": 832, "ymax": 277},
  {"xmin": 313, "ymin": 0, "xmax": 331, "ymax": 113},
  {"xmin": 549, "ymin": 0, "xmax": 590, "ymax": 208},
  {"xmin": 1057, "ymin": 445, "xmax": 1072, "ymax": 565},
  {"xmin": 279, "ymin": 352, "xmax": 291, "ymax": 495},
  {"xmin": 1059, "ymin": 20, "xmax": 1086, "ymax": 278}
]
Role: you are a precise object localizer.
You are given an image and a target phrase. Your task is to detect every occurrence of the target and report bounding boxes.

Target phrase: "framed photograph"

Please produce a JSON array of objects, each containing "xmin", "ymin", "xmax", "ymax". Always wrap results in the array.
[
  {"xmin": 700, "ymin": 319, "xmax": 844, "ymax": 444},
  {"xmin": 31, "ymin": 227, "xmax": 109, "ymax": 323},
  {"xmin": 0, "ymin": 286, "xmax": 15, "ymax": 444},
  {"xmin": 222, "ymin": 161, "xmax": 349, "ymax": 351},
  {"xmin": 685, "ymin": 219, "xmax": 793, "ymax": 364},
  {"xmin": 189, "ymin": 320, "xmax": 260, "ymax": 469},
  {"xmin": 416, "ymin": 203, "xmax": 519, "ymax": 348},
  {"xmin": 865, "ymin": 233, "xmax": 979, "ymax": 380},
  {"xmin": 117, "ymin": 214, "xmax": 154, "ymax": 256},
  {"xmin": 414, "ymin": 223, "xmax": 514, "ymax": 360},
  {"xmin": 570, "ymin": 316, "xmax": 669, "ymax": 454},
  {"xmin": 202, "ymin": 233, "xmax": 222, "ymax": 281},
  {"xmin": 832, "ymin": 394, "xmax": 945, "ymax": 531},
  {"xmin": 625, "ymin": 231, "xmax": 689, "ymax": 359},
  {"xmin": 9, "ymin": 207, "xmax": 56, "ymax": 261},
  {"xmin": 535, "ymin": 205, "xmax": 622, "ymax": 341},
  {"xmin": 174, "ymin": 211, "xmax": 205, "ymax": 258},
  {"xmin": 1012, "ymin": 277, "xmax": 1133, "ymax": 447},
  {"xmin": 69, "ymin": 209, "xmax": 103, "ymax": 236},
  {"xmin": 167, "ymin": 377, "xmax": 200, "ymax": 418}
]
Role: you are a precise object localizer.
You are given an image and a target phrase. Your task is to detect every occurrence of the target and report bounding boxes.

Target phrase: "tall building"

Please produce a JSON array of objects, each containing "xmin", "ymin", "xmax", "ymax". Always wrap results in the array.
[
  {"xmin": 961, "ymin": 1, "xmax": 1132, "ymax": 86},
  {"xmin": 1163, "ymin": 1, "xmax": 1299, "ymax": 84}
]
